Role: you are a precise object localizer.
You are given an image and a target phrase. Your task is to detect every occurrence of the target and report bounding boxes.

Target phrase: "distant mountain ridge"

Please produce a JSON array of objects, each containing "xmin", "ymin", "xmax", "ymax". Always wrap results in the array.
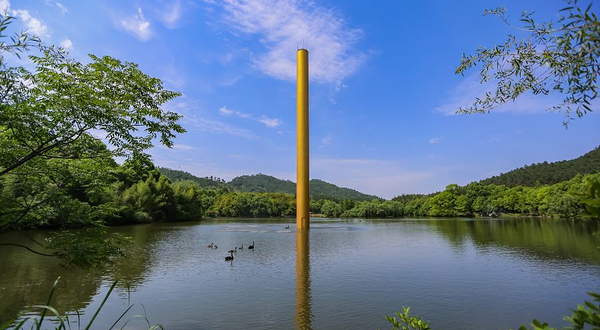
[
  {"xmin": 158, "ymin": 167, "xmax": 229, "ymax": 189},
  {"xmin": 158, "ymin": 170, "xmax": 379, "ymax": 200},
  {"xmin": 480, "ymin": 146, "xmax": 600, "ymax": 187}
]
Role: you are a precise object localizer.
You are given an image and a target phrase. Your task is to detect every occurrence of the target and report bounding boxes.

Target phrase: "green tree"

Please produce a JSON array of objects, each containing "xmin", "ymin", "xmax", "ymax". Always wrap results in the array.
[
  {"xmin": 456, "ymin": 1, "xmax": 598, "ymax": 123},
  {"xmin": 0, "ymin": 16, "xmax": 186, "ymax": 267},
  {"xmin": 321, "ymin": 200, "xmax": 342, "ymax": 217},
  {"xmin": 0, "ymin": 27, "xmax": 184, "ymax": 177}
]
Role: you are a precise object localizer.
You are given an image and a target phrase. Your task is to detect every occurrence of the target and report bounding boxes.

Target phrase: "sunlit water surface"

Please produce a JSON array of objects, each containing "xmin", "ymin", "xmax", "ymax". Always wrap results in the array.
[{"xmin": 1, "ymin": 218, "xmax": 599, "ymax": 330}]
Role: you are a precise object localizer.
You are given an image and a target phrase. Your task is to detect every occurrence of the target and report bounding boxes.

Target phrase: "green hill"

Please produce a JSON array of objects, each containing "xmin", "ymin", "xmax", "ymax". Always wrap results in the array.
[
  {"xmin": 160, "ymin": 170, "xmax": 378, "ymax": 200},
  {"xmin": 230, "ymin": 174, "xmax": 379, "ymax": 200},
  {"xmin": 480, "ymin": 146, "xmax": 600, "ymax": 187},
  {"xmin": 229, "ymin": 174, "xmax": 295, "ymax": 193},
  {"xmin": 309, "ymin": 179, "xmax": 379, "ymax": 200},
  {"xmin": 158, "ymin": 167, "xmax": 229, "ymax": 189}
]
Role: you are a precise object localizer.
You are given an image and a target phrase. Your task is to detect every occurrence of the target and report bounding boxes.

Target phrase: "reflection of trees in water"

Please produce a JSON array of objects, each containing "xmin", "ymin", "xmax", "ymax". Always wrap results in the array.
[
  {"xmin": 427, "ymin": 219, "xmax": 600, "ymax": 264},
  {"xmin": 0, "ymin": 223, "xmax": 180, "ymax": 324},
  {"xmin": 295, "ymin": 229, "xmax": 313, "ymax": 330}
]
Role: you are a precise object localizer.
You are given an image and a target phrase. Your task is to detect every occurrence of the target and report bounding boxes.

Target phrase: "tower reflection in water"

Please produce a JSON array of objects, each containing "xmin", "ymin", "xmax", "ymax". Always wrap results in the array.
[{"xmin": 295, "ymin": 229, "xmax": 313, "ymax": 330}]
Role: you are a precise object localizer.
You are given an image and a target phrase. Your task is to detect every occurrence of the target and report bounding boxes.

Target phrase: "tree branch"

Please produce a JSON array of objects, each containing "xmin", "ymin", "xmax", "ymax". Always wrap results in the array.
[{"xmin": 0, "ymin": 243, "xmax": 56, "ymax": 257}]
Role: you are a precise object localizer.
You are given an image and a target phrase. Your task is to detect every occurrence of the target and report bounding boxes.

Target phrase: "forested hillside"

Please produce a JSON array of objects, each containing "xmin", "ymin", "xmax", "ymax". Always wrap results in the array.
[
  {"xmin": 230, "ymin": 174, "xmax": 295, "ymax": 193},
  {"xmin": 159, "ymin": 171, "xmax": 379, "ymax": 200},
  {"xmin": 158, "ymin": 167, "xmax": 229, "ymax": 189},
  {"xmin": 309, "ymin": 179, "xmax": 378, "ymax": 200},
  {"xmin": 227, "ymin": 174, "xmax": 379, "ymax": 200},
  {"xmin": 481, "ymin": 147, "xmax": 600, "ymax": 187}
]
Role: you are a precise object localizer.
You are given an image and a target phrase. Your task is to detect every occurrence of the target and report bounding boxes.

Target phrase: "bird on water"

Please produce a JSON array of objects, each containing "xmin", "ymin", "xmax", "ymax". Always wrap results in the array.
[
  {"xmin": 248, "ymin": 241, "xmax": 255, "ymax": 249},
  {"xmin": 225, "ymin": 252, "xmax": 234, "ymax": 261}
]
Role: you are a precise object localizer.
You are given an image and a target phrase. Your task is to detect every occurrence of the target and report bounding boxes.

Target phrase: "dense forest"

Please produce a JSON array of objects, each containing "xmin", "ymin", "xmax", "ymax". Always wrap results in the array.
[
  {"xmin": 480, "ymin": 146, "xmax": 600, "ymax": 187},
  {"xmin": 160, "ymin": 171, "xmax": 379, "ymax": 200},
  {"xmin": 156, "ymin": 149, "xmax": 600, "ymax": 220},
  {"xmin": 158, "ymin": 167, "xmax": 230, "ymax": 189}
]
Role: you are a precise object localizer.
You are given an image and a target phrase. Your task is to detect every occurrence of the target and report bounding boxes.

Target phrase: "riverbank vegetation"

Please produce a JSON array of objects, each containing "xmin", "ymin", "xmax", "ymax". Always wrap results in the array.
[
  {"xmin": 159, "ymin": 171, "xmax": 600, "ymax": 220},
  {"xmin": 0, "ymin": 15, "xmax": 193, "ymax": 267},
  {"xmin": 383, "ymin": 292, "xmax": 600, "ymax": 330}
]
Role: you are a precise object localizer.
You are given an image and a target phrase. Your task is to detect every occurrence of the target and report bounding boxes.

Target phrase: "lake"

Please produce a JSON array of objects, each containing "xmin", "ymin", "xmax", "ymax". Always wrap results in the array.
[{"xmin": 1, "ymin": 218, "xmax": 599, "ymax": 330}]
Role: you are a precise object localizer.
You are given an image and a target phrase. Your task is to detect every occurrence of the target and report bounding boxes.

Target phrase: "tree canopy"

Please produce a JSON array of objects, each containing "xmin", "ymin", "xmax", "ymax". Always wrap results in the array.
[
  {"xmin": 480, "ymin": 146, "xmax": 600, "ymax": 186},
  {"xmin": 456, "ymin": 0, "xmax": 598, "ymax": 124},
  {"xmin": 0, "ymin": 44, "xmax": 184, "ymax": 177},
  {"xmin": 0, "ymin": 15, "xmax": 189, "ymax": 267}
]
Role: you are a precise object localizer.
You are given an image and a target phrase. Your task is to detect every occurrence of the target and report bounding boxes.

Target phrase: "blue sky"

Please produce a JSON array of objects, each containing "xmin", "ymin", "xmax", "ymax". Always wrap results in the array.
[{"xmin": 4, "ymin": 0, "xmax": 599, "ymax": 198}]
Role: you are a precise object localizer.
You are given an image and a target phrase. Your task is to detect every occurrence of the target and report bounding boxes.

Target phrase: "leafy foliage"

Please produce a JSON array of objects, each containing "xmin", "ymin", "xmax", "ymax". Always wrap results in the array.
[
  {"xmin": 398, "ymin": 174, "xmax": 600, "ymax": 219},
  {"xmin": 383, "ymin": 307, "xmax": 431, "ymax": 330},
  {"xmin": 456, "ymin": 1, "xmax": 599, "ymax": 123},
  {"xmin": 384, "ymin": 292, "xmax": 600, "ymax": 330},
  {"xmin": 1, "ymin": 45, "xmax": 184, "ymax": 177},
  {"xmin": 5, "ymin": 278, "xmax": 164, "ymax": 330},
  {"xmin": 45, "ymin": 228, "xmax": 132, "ymax": 269},
  {"xmin": 0, "ymin": 17, "xmax": 191, "ymax": 268}
]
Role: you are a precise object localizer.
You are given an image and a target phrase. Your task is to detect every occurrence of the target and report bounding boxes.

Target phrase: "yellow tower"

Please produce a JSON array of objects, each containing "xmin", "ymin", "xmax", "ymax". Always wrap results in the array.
[{"xmin": 296, "ymin": 49, "xmax": 309, "ymax": 230}]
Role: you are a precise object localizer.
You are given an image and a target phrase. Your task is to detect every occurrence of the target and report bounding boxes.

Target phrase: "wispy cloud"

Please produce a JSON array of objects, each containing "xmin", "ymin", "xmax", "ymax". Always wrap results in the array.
[
  {"xmin": 60, "ymin": 38, "xmax": 73, "ymax": 50},
  {"xmin": 0, "ymin": 0, "xmax": 9, "ymax": 13},
  {"xmin": 163, "ymin": 99, "xmax": 259, "ymax": 140},
  {"xmin": 258, "ymin": 116, "xmax": 281, "ymax": 127},
  {"xmin": 55, "ymin": 2, "xmax": 67, "ymax": 14},
  {"xmin": 204, "ymin": 0, "xmax": 367, "ymax": 84},
  {"xmin": 435, "ymin": 74, "xmax": 560, "ymax": 115},
  {"xmin": 429, "ymin": 137, "xmax": 441, "ymax": 144},
  {"xmin": 121, "ymin": 8, "xmax": 152, "ymax": 41},
  {"xmin": 158, "ymin": 143, "xmax": 195, "ymax": 150},
  {"xmin": 159, "ymin": 0, "xmax": 182, "ymax": 28},
  {"xmin": 12, "ymin": 9, "xmax": 48, "ymax": 37},
  {"xmin": 44, "ymin": 0, "xmax": 68, "ymax": 14},
  {"xmin": 219, "ymin": 105, "xmax": 282, "ymax": 127},
  {"xmin": 189, "ymin": 116, "xmax": 258, "ymax": 140},
  {"xmin": 319, "ymin": 135, "xmax": 332, "ymax": 148}
]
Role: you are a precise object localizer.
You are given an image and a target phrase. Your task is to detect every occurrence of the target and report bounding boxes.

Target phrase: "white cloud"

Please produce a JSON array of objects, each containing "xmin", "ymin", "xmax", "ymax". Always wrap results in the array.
[
  {"xmin": 12, "ymin": 9, "xmax": 48, "ymax": 37},
  {"xmin": 160, "ymin": 0, "xmax": 182, "ymax": 28},
  {"xmin": 258, "ymin": 116, "xmax": 281, "ymax": 127},
  {"xmin": 186, "ymin": 115, "xmax": 258, "ymax": 140},
  {"xmin": 158, "ymin": 143, "xmax": 195, "ymax": 150},
  {"xmin": 219, "ymin": 105, "xmax": 251, "ymax": 118},
  {"xmin": 218, "ymin": 106, "xmax": 234, "ymax": 115},
  {"xmin": 0, "ymin": 0, "xmax": 10, "ymax": 13},
  {"xmin": 60, "ymin": 38, "xmax": 73, "ymax": 50},
  {"xmin": 435, "ymin": 74, "xmax": 560, "ymax": 115},
  {"xmin": 197, "ymin": 118, "xmax": 258, "ymax": 139},
  {"xmin": 163, "ymin": 100, "xmax": 259, "ymax": 139},
  {"xmin": 205, "ymin": 0, "xmax": 366, "ymax": 84},
  {"xmin": 121, "ymin": 8, "xmax": 152, "ymax": 41},
  {"xmin": 55, "ymin": 2, "xmax": 68, "ymax": 14},
  {"xmin": 319, "ymin": 135, "xmax": 331, "ymax": 147},
  {"xmin": 219, "ymin": 105, "xmax": 282, "ymax": 127},
  {"xmin": 429, "ymin": 137, "xmax": 441, "ymax": 144},
  {"xmin": 45, "ymin": 1, "xmax": 68, "ymax": 14}
]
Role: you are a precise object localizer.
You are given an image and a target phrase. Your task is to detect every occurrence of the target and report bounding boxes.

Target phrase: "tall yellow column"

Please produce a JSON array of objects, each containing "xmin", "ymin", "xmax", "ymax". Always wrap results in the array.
[{"xmin": 296, "ymin": 49, "xmax": 309, "ymax": 229}]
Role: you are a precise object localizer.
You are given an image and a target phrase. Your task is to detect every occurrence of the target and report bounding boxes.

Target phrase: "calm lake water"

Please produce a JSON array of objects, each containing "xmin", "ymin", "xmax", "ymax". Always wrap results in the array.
[{"xmin": 1, "ymin": 218, "xmax": 600, "ymax": 330}]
